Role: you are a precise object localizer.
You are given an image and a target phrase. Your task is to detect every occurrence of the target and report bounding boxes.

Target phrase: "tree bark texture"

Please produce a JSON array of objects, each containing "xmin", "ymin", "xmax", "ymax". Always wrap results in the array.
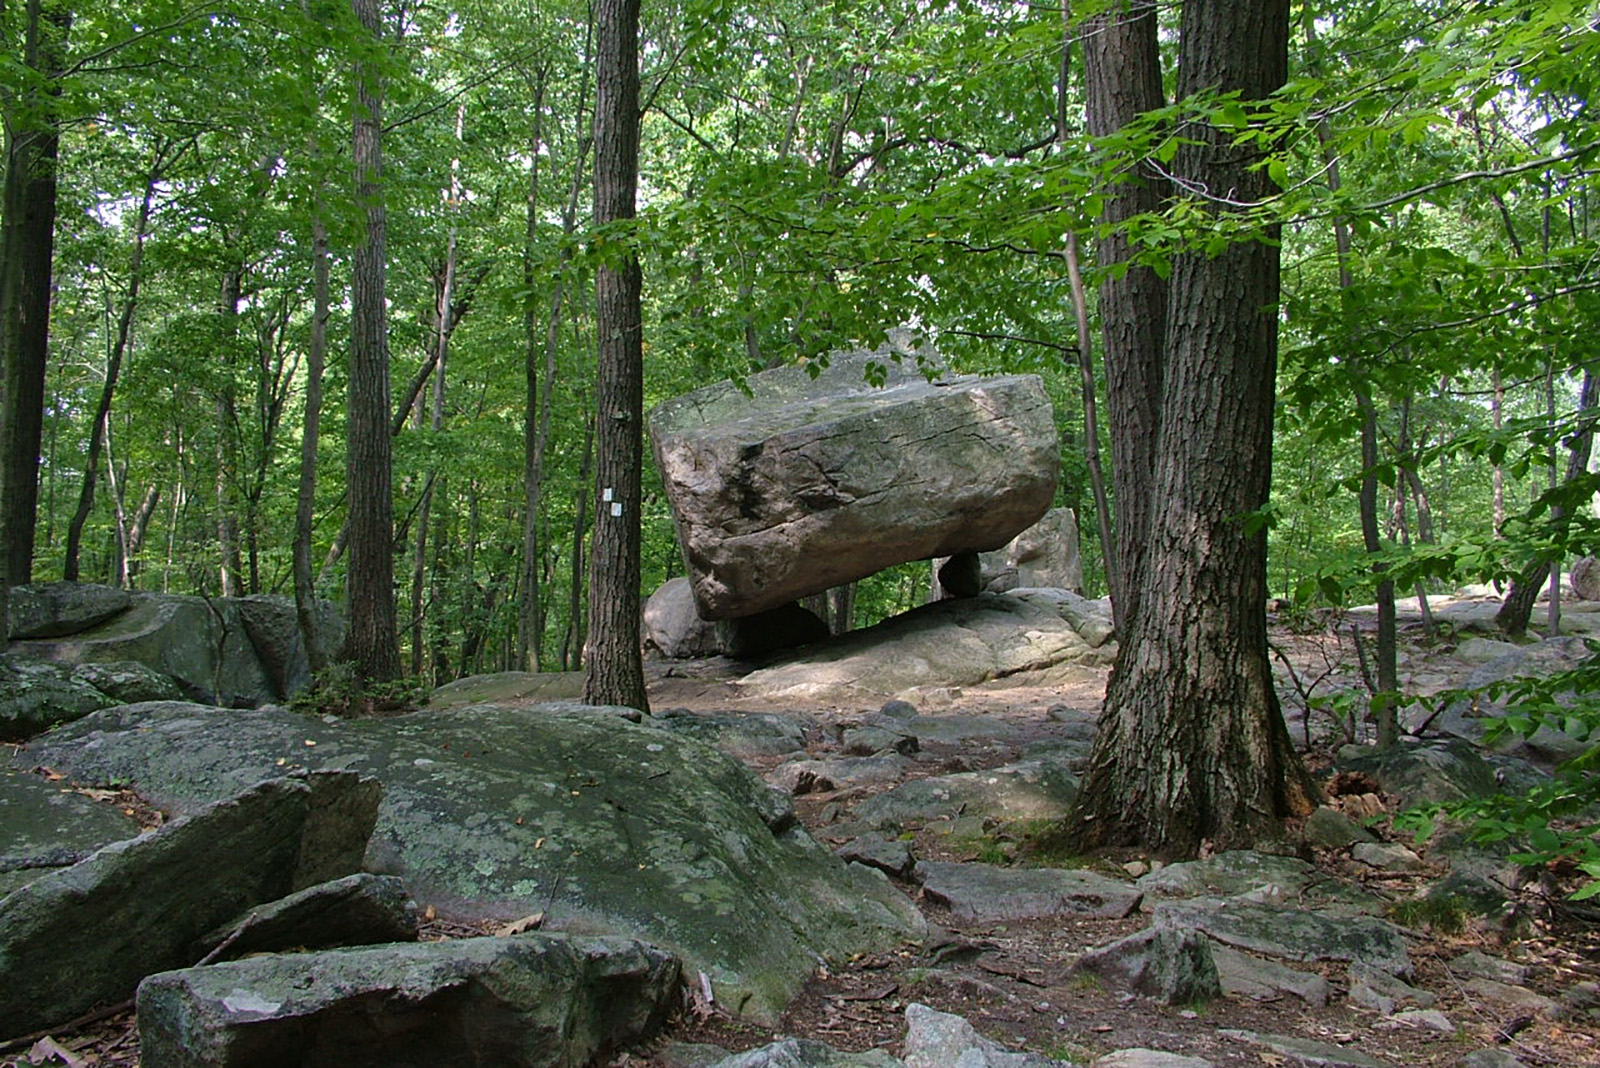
[
  {"xmin": 582, "ymin": 0, "xmax": 648, "ymax": 712},
  {"xmin": 1497, "ymin": 365, "xmax": 1599, "ymax": 635},
  {"xmin": 1082, "ymin": 0, "xmax": 1166, "ymax": 634},
  {"xmin": 1061, "ymin": 0, "xmax": 1318, "ymax": 857},
  {"xmin": 342, "ymin": 0, "xmax": 401, "ymax": 681},
  {"xmin": 0, "ymin": 0, "xmax": 70, "ymax": 592}
]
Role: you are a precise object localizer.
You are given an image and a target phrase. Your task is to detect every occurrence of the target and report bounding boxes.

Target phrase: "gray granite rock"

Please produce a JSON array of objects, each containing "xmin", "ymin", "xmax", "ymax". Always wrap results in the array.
[
  {"xmin": 769, "ymin": 755, "xmax": 913, "ymax": 795},
  {"xmin": 7, "ymin": 582, "xmax": 132, "ymax": 638},
  {"xmin": 1219, "ymin": 1029, "xmax": 1395, "ymax": 1068},
  {"xmin": 1152, "ymin": 899, "xmax": 1410, "ymax": 977},
  {"xmin": 903, "ymin": 1003, "xmax": 1067, "ymax": 1068},
  {"xmin": 655, "ymin": 707, "xmax": 813, "ymax": 758},
  {"xmin": 836, "ymin": 835, "xmax": 916, "ymax": 880},
  {"xmin": 25, "ymin": 700, "xmax": 922, "ymax": 1022},
  {"xmin": 916, "ymin": 861, "xmax": 1141, "ymax": 921},
  {"xmin": 1347, "ymin": 961, "xmax": 1436, "ymax": 1014},
  {"xmin": 197, "ymin": 872, "xmax": 418, "ymax": 960},
  {"xmin": 856, "ymin": 755, "xmax": 1079, "ymax": 829},
  {"xmin": 0, "ymin": 771, "xmax": 376, "ymax": 1035},
  {"xmin": 1093, "ymin": 1053, "xmax": 1214, "ymax": 1068},
  {"xmin": 1446, "ymin": 950, "xmax": 1529, "ymax": 986},
  {"xmin": 137, "ymin": 933, "xmax": 679, "ymax": 1068},
  {"xmin": 737, "ymin": 593, "xmax": 1112, "ymax": 705},
  {"xmin": 0, "ymin": 763, "xmax": 139, "ymax": 897},
  {"xmin": 1135, "ymin": 851, "xmax": 1380, "ymax": 913},
  {"xmin": 1350, "ymin": 842, "xmax": 1424, "ymax": 872},
  {"xmin": 1303, "ymin": 807, "xmax": 1376, "ymax": 850},
  {"xmin": 0, "ymin": 657, "xmax": 118, "ymax": 741},
  {"xmin": 1072, "ymin": 925, "xmax": 1220, "ymax": 1005},
  {"xmin": 708, "ymin": 1039, "xmax": 903, "ymax": 1068},
  {"xmin": 1210, "ymin": 944, "xmax": 1329, "ymax": 1007}
]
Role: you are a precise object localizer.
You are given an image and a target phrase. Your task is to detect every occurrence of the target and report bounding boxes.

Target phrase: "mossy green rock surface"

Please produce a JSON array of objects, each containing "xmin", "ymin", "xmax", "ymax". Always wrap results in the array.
[
  {"xmin": 0, "ymin": 764, "xmax": 139, "ymax": 897},
  {"xmin": 25, "ymin": 701, "xmax": 924, "ymax": 1021},
  {"xmin": 137, "ymin": 932, "xmax": 679, "ymax": 1068}
]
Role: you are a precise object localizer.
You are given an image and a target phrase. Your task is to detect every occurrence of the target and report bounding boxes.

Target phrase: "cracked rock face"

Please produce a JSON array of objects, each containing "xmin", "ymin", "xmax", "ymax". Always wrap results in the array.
[{"xmin": 649, "ymin": 352, "xmax": 1059, "ymax": 620}]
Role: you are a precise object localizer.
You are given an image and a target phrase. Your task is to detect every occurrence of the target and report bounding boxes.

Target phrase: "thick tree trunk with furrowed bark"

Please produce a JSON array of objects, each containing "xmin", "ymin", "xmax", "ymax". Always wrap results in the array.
[{"xmin": 1058, "ymin": 0, "xmax": 1318, "ymax": 857}]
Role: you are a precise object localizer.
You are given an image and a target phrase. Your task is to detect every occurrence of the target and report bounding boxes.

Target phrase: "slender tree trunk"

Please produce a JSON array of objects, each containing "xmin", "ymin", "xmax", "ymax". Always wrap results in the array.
[
  {"xmin": 582, "ymin": 0, "xmax": 648, "ymax": 711},
  {"xmin": 214, "ymin": 267, "xmax": 245, "ymax": 596},
  {"xmin": 1080, "ymin": 0, "xmax": 1166, "ymax": 634},
  {"xmin": 1059, "ymin": 0, "xmax": 1318, "ymax": 857},
  {"xmin": 1058, "ymin": 1, "xmax": 1117, "ymax": 611},
  {"xmin": 293, "ymin": 205, "xmax": 331, "ymax": 676},
  {"xmin": 564, "ymin": 411, "xmax": 594, "ymax": 672},
  {"xmin": 0, "ymin": 0, "xmax": 71, "ymax": 612},
  {"xmin": 1302, "ymin": 12, "xmax": 1397, "ymax": 743},
  {"xmin": 65, "ymin": 148, "xmax": 163, "ymax": 580},
  {"xmin": 411, "ymin": 233, "xmax": 454, "ymax": 677},
  {"xmin": 519, "ymin": 45, "xmax": 593, "ymax": 673},
  {"xmin": 1497, "ymin": 366, "xmax": 1598, "ymax": 635},
  {"xmin": 124, "ymin": 484, "xmax": 159, "ymax": 587},
  {"xmin": 1491, "ymin": 365, "xmax": 1506, "ymax": 536},
  {"xmin": 342, "ymin": 0, "xmax": 401, "ymax": 681}
]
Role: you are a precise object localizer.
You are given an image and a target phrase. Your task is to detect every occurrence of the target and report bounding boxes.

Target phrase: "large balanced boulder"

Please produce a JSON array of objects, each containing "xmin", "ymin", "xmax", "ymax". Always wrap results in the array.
[
  {"xmin": 650, "ymin": 352, "xmax": 1059, "ymax": 620},
  {"xmin": 24, "ymin": 701, "xmax": 924, "ymax": 1022},
  {"xmin": 0, "ymin": 771, "xmax": 378, "ymax": 1035},
  {"xmin": 137, "ymin": 933, "xmax": 679, "ymax": 1068}
]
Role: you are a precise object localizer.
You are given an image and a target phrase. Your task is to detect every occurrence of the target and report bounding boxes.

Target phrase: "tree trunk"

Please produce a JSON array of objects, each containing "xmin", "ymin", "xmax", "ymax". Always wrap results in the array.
[
  {"xmin": 214, "ymin": 267, "xmax": 245, "ymax": 597},
  {"xmin": 124, "ymin": 484, "xmax": 160, "ymax": 587},
  {"xmin": 582, "ymin": 0, "xmax": 648, "ymax": 712},
  {"xmin": 1058, "ymin": 0, "xmax": 1318, "ymax": 857},
  {"xmin": 293, "ymin": 203, "xmax": 331, "ymax": 675},
  {"xmin": 1497, "ymin": 365, "xmax": 1598, "ymax": 635},
  {"xmin": 0, "ymin": 0, "xmax": 71, "ymax": 601},
  {"xmin": 342, "ymin": 0, "xmax": 401, "ymax": 681},
  {"xmin": 564, "ymin": 412, "xmax": 594, "ymax": 672},
  {"xmin": 65, "ymin": 147, "xmax": 163, "ymax": 581},
  {"xmin": 1081, "ymin": 0, "xmax": 1166, "ymax": 634}
]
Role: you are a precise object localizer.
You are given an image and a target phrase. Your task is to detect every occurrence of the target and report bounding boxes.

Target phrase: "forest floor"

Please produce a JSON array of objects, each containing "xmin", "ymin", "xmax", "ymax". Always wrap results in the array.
[
  {"xmin": 11, "ymin": 620, "xmax": 1599, "ymax": 1068},
  {"xmin": 618, "ymin": 624, "xmax": 1600, "ymax": 1068}
]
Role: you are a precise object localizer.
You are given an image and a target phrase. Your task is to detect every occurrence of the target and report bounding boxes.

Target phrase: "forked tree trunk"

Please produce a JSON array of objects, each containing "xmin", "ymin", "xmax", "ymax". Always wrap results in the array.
[
  {"xmin": 582, "ymin": 0, "xmax": 648, "ymax": 711},
  {"xmin": 1059, "ymin": 0, "xmax": 1318, "ymax": 857}
]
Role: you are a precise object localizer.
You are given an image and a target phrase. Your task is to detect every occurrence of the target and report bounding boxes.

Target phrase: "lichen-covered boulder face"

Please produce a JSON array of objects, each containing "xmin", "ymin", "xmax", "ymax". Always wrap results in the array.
[
  {"xmin": 137, "ymin": 933, "xmax": 681, "ymax": 1068},
  {"xmin": 24, "ymin": 701, "xmax": 925, "ymax": 1022},
  {"xmin": 0, "ymin": 658, "xmax": 118, "ymax": 741},
  {"xmin": 6, "ymin": 582, "xmax": 132, "ymax": 639},
  {"xmin": 7, "ymin": 587, "xmax": 342, "ymax": 707},
  {"xmin": 0, "ymin": 771, "xmax": 377, "ymax": 1036},
  {"xmin": 650, "ymin": 352, "xmax": 1059, "ymax": 621}
]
